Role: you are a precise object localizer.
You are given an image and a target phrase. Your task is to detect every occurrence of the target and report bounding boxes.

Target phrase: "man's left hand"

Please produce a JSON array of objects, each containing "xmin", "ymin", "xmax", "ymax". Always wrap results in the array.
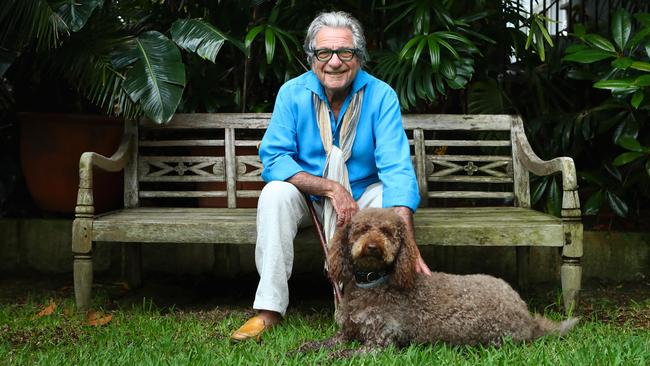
[{"xmin": 415, "ymin": 254, "xmax": 432, "ymax": 275}]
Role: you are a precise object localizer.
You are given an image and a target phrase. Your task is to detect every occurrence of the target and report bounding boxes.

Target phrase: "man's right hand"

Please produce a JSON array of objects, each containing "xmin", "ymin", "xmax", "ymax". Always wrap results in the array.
[
  {"xmin": 287, "ymin": 172, "xmax": 358, "ymax": 227},
  {"xmin": 326, "ymin": 182, "xmax": 358, "ymax": 227}
]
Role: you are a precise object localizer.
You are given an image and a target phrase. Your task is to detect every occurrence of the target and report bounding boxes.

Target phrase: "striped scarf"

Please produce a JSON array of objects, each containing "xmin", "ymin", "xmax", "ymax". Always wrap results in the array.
[{"xmin": 313, "ymin": 88, "xmax": 364, "ymax": 246}]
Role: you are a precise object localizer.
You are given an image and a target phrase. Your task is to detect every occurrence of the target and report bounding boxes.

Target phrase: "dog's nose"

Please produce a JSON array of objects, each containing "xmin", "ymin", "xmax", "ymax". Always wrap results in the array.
[{"xmin": 366, "ymin": 243, "xmax": 379, "ymax": 255}]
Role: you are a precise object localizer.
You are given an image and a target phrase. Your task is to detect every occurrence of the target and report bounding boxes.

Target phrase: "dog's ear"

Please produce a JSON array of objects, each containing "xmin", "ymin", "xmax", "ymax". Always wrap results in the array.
[
  {"xmin": 391, "ymin": 219, "xmax": 418, "ymax": 290},
  {"xmin": 327, "ymin": 221, "xmax": 353, "ymax": 283}
]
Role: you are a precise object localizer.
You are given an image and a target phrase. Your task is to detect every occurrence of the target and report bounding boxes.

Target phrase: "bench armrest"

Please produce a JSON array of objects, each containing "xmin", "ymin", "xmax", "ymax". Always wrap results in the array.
[
  {"xmin": 512, "ymin": 117, "xmax": 581, "ymax": 218},
  {"xmin": 75, "ymin": 132, "xmax": 135, "ymax": 216}
]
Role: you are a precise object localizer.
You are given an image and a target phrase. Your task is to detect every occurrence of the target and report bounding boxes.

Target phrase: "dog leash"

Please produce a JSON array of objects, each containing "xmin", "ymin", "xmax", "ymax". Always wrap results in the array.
[{"xmin": 304, "ymin": 194, "xmax": 343, "ymax": 305}]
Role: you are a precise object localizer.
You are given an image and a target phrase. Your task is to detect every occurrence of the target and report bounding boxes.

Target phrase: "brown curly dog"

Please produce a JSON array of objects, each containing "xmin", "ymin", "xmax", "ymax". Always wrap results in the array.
[{"xmin": 302, "ymin": 208, "xmax": 578, "ymax": 352}]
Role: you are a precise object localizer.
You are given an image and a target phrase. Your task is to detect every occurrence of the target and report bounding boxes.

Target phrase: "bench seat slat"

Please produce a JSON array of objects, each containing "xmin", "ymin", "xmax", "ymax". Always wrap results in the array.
[
  {"xmin": 91, "ymin": 207, "xmax": 563, "ymax": 247},
  {"xmin": 139, "ymin": 191, "xmax": 227, "ymax": 198}
]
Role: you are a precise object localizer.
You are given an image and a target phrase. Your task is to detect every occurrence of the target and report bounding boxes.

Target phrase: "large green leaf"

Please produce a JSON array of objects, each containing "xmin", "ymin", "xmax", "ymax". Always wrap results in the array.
[
  {"xmin": 121, "ymin": 31, "xmax": 186, "ymax": 124},
  {"xmin": 244, "ymin": 25, "xmax": 265, "ymax": 52},
  {"xmin": 611, "ymin": 57, "xmax": 633, "ymax": 70},
  {"xmin": 56, "ymin": 0, "xmax": 102, "ymax": 32},
  {"xmin": 583, "ymin": 189, "xmax": 604, "ymax": 215},
  {"xmin": 264, "ymin": 26, "xmax": 276, "ymax": 64},
  {"xmin": 611, "ymin": 8, "xmax": 631, "ymax": 51},
  {"xmin": 617, "ymin": 136, "xmax": 643, "ymax": 152},
  {"xmin": 613, "ymin": 152, "xmax": 644, "ymax": 166},
  {"xmin": 545, "ymin": 177, "xmax": 561, "ymax": 217},
  {"xmin": 605, "ymin": 191, "xmax": 628, "ymax": 217},
  {"xmin": 634, "ymin": 75, "xmax": 650, "ymax": 87},
  {"xmin": 531, "ymin": 177, "xmax": 549, "ymax": 206},
  {"xmin": 630, "ymin": 61, "xmax": 650, "ymax": 71},
  {"xmin": 593, "ymin": 79, "xmax": 637, "ymax": 92},
  {"xmin": 563, "ymin": 49, "xmax": 616, "ymax": 63},
  {"xmin": 171, "ymin": 18, "xmax": 243, "ymax": 63},
  {"xmin": 631, "ymin": 90, "xmax": 644, "ymax": 109},
  {"xmin": 584, "ymin": 34, "xmax": 616, "ymax": 53},
  {"xmin": 427, "ymin": 37, "xmax": 440, "ymax": 72}
]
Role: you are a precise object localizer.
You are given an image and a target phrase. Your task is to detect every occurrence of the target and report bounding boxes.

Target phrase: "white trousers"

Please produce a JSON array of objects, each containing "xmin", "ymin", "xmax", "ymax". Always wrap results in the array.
[{"xmin": 253, "ymin": 180, "xmax": 383, "ymax": 316}]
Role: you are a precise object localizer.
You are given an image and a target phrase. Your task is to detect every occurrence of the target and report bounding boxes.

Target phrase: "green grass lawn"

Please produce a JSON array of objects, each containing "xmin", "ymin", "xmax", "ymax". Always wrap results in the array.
[{"xmin": 1, "ymin": 274, "xmax": 649, "ymax": 365}]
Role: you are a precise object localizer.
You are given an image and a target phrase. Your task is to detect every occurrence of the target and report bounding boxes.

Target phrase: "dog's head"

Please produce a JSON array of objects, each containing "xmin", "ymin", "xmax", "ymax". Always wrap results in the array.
[{"xmin": 328, "ymin": 208, "xmax": 419, "ymax": 290}]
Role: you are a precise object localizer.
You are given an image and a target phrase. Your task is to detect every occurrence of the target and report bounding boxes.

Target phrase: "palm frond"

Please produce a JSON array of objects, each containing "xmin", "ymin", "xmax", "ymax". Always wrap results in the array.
[
  {"xmin": 171, "ymin": 18, "xmax": 244, "ymax": 63},
  {"xmin": 119, "ymin": 31, "xmax": 186, "ymax": 124}
]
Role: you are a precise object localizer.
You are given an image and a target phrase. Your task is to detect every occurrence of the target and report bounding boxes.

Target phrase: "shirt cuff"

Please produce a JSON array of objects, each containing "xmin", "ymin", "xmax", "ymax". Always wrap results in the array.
[
  {"xmin": 261, "ymin": 155, "xmax": 304, "ymax": 183},
  {"xmin": 382, "ymin": 187, "xmax": 421, "ymax": 213}
]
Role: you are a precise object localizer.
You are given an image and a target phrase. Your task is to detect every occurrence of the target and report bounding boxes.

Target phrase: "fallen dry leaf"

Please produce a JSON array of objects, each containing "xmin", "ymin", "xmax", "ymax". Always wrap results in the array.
[
  {"xmin": 33, "ymin": 300, "xmax": 56, "ymax": 319},
  {"xmin": 86, "ymin": 310, "xmax": 113, "ymax": 326}
]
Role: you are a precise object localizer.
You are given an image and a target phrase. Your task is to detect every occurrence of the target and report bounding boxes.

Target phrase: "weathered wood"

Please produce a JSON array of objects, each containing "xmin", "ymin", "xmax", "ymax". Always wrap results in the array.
[
  {"xmin": 124, "ymin": 119, "xmax": 139, "ymax": 208},
  {"xmin": 140, "ymin": 139, "xmax": 226, "ymax": 147},
  {"xmin": 429, "ymin": 155, "xmax": 512, "ymax": 162},
  {"xmin": 427, "ymin": 191, "xmax": 514, "ymax": 199},
  {"xmin": 142, "ymin": 113, "xmax": 514, "ymax": 131},
  {"xmin": 402, "ymin": 114, "xmax": 512, "ymax": 130},
  {"xmin": 511, "ymin": 116, "xmax": 531, "ymax": 208},
  {"xmin": 73, "ymin": 113, "xmax": 582, "ymax": 313},
  {"xmin": 144, "ymin": 113, "xmax": 272, "ymax": 129},
  {"xmin": 428, "ymin": 176, "xmax": 513, "ymax": 183},
  {"xmin": 413, "ymin": 128, "xmax": 428, "ymax": 207},
  {"xmin": 139, "ymin": 191, "xmax": 228, "ymax": 198},
  {"xmin": 561, "ymin": 259, "xmax": 581, "ymax": 312},
  {"xmin": 425, "ymin": 140, "xmax": 511, "ymax": 147},
  {"xmin": 73, "ymin": 254, "xmax": 93, "ymax": 312},
  {"xmin": 225, "ymin": 128, "xmax": 237, "ymax": 208}
]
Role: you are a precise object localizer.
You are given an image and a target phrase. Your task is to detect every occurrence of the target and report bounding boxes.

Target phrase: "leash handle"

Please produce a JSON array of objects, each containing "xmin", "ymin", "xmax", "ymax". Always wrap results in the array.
[{"xmin": 304, "ymin": 194, "xmax": 343, "ymax": 304}]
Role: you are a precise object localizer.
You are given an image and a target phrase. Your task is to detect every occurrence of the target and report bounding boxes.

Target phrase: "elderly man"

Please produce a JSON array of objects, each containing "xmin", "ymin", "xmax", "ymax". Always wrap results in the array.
[{"xmin": 230, "ymin": 11, "xmax": 431, "ymax": 342}]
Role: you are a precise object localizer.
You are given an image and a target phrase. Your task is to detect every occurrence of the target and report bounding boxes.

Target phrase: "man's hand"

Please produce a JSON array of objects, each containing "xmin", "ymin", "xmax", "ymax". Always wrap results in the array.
[
  {"xmin": 328, "ymin": 182, "xmax": 359, "ymax": 227},
  {"xmin": 415, "ymin": 253, "xmax": 432, "ymax": 275},
  {"xmin": 287, "ymin": 172, "xmax": 358, "ymax": 226}
]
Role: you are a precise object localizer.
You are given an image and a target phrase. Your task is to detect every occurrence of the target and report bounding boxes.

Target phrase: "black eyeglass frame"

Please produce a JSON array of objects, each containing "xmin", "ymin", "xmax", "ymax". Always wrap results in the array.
[{"xmin": 311, "ymin": 48, "xmax": 359, "ymax": 62}]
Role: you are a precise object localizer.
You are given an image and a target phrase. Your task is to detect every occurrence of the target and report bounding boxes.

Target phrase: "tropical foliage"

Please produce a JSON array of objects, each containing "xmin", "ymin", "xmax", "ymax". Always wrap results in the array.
[
  {"xmin": 2, "ymin": 0, "xmax": 650, "ymax": 224},
  {"xmin": 561, "ymin": 8, "xmax": 650, "ymax": 219}
]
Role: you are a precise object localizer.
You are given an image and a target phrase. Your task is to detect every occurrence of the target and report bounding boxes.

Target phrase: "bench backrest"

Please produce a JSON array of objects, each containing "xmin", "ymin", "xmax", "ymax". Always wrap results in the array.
[{"xmin": 125, "ymin": 113, "xmax": 530, "ymax": 209}]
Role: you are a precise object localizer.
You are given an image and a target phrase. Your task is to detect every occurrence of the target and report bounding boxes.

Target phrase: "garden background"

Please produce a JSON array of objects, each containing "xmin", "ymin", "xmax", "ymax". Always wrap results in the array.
[{"xmin": 1, "ymin": 1, "xmax": 649, "ymax": 364}]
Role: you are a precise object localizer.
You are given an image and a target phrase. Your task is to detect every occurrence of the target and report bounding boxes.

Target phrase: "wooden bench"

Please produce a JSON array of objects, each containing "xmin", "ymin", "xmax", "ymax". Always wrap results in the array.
[{"xmin": 72, "ymin": 113, "xmax": 582, "ymax": 312}]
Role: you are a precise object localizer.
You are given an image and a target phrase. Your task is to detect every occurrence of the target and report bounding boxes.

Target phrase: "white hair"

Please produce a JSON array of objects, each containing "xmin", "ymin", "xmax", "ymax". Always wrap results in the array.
[{"xmin": 303, "ymin": 11, "xmax": 367, "ymax": 67}]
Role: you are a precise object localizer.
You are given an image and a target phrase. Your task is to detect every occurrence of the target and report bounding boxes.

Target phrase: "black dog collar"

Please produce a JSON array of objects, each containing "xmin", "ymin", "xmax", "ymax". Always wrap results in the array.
[{"xmin": 354, "ymin": 270, "xmax": 390, "ymax": 289}]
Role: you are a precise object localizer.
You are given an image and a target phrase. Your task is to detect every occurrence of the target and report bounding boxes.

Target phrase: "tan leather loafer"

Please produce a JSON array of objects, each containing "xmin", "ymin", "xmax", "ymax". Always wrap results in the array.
[{"xmin": 230, "ymin": 315, "xmax": 272, "ymax": 343}]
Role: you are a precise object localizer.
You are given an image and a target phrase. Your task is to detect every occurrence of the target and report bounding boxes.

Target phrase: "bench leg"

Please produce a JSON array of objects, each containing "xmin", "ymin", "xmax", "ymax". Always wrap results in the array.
[
  {"xmin": 74, "ymin": 253, "xmax": 93, "ymax": 311},
  {"xmin": 516, "ymin": 247, "xmax": 530, "ymax": 292},
  {"xmin": 122, "ymin": 244, "xmax": 142, "ymax": 289},
  {"xmin": 561, "ymin": 257, "xmax": 581, "ymax": 314}
]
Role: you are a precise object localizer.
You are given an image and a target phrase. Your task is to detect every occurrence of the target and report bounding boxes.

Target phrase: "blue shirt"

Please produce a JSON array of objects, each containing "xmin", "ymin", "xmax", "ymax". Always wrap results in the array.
[{"xmin": 259, "ymin": 69, "xmax": 420, "ymax": 212}]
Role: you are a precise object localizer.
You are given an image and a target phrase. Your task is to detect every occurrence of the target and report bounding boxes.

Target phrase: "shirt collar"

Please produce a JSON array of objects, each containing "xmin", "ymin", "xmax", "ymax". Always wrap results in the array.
[{"xmin": 305, "ymin": 69, "xmax": 370, "ymax": 101}]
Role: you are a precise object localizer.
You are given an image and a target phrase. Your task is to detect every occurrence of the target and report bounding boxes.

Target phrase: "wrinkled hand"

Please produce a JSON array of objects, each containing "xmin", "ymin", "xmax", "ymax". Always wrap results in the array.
[
  {"xmin": 328, "ymin": 182, "xmax": 359, "ymax": 227},
  {"xmin": 415, "ymin": 254, "xmax": 432, "ymax": 275}
]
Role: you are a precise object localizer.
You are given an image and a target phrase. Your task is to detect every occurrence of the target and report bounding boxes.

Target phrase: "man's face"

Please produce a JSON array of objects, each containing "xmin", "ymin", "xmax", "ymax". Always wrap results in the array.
[{"xmin": 311, "ymin": 27, "xmax": 360, "ymax": 98}]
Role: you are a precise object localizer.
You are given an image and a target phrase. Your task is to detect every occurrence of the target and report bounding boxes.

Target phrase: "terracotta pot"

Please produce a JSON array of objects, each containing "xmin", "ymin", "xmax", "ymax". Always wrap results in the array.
[{"xmin": 19, "ymin": 113, "xmax": 124, "ymax": 215}]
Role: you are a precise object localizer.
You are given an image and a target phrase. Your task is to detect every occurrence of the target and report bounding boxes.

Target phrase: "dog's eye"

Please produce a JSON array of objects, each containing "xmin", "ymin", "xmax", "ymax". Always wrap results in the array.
[{"xmin": 380, "ymin": 226, "xmax": 394, "ymax": 237}]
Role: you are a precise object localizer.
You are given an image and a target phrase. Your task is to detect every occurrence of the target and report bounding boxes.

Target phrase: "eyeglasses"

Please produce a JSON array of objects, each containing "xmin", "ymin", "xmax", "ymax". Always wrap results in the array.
[{"xmin": 312, "ymin": 48, "xmax": 358, "ymax": 62}]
